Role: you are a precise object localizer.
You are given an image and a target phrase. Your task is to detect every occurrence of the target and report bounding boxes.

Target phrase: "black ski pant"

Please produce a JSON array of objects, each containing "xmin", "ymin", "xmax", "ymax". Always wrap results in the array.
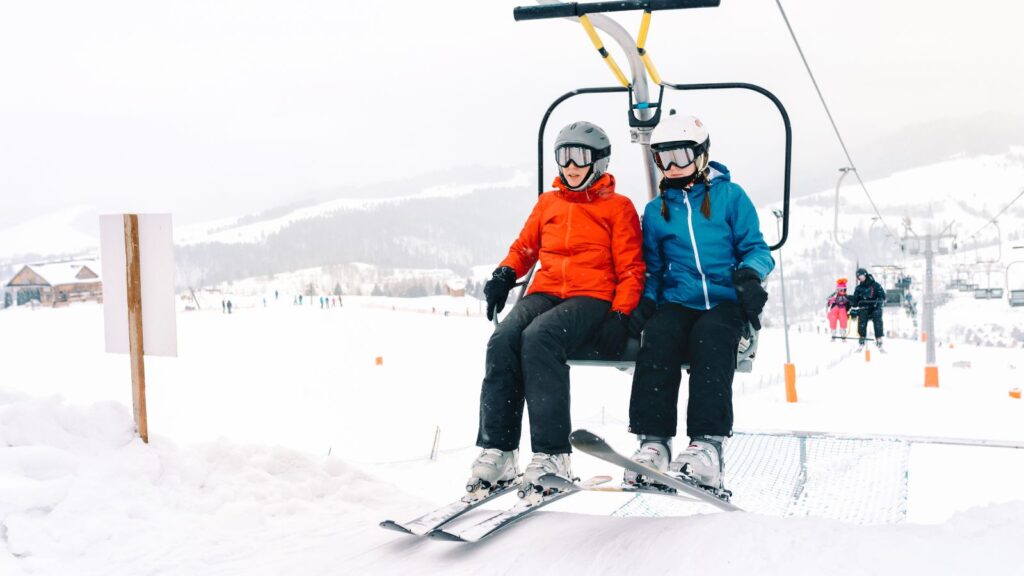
[
  {"xmin": 628, "ymin": 301, "xmax": 744, "ymax": 439},
  {"xmin": 476, "ymin": 293, "xmax": 609, "ymax": 454},
  {"xmin": 857, "ymin": 307, "xmax": 884, "ymax": 343}
]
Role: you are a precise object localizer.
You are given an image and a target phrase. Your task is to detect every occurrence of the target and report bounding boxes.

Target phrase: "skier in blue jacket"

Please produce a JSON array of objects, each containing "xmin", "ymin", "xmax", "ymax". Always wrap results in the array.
[{"xmin": 624, "ymin": 113, "xmax": 774, "ymax": 495}]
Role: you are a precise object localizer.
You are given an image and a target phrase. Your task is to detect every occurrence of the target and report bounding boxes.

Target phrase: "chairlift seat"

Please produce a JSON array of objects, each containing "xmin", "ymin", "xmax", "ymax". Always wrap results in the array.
[
  {"xmin": 1009, "ymin": 290, "xmax": 1024, "ymax": 307},
  {"xmin": 567, "ymin": 324, "xmax": 758, "ymax": 374},
  {"xmin": 884, "ymin": 289, "xmax": 904, "ymax": 306}
]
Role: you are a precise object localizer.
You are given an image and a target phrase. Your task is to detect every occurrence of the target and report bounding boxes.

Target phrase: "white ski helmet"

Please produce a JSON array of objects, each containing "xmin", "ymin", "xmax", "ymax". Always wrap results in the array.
[
  {"xmin": 554, "ymin": 121, "xmax": 611, "ymax": 190},
  {"xmin": 650, "ymin": 113, "xmax": 710, "ymax": 172}
]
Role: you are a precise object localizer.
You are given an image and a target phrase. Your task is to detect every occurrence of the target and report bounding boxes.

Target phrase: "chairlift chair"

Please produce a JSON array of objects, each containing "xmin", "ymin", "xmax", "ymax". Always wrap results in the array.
[{"xmin": 504, "ymin": 0, "xmax": 791, "ymax": 374}]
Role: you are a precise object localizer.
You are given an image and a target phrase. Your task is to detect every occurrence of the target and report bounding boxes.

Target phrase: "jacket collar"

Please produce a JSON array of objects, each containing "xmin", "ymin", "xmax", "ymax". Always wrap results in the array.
[
  {"xmin": 551, "ymin": 173, "xmax": 616, "ymax": 203},
  {"xmin": 661, "ymin": 161, "xmax": 731, "ymax": 203}
]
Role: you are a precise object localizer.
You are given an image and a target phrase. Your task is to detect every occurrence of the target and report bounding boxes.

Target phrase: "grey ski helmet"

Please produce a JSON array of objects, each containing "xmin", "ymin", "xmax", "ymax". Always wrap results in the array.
[{"xmin": 554, "ymin": 121, "xmax": 611, "ymax": 191}]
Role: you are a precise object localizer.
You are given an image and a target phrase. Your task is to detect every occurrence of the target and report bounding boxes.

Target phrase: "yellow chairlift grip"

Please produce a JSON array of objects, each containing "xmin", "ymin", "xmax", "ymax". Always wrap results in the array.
[
  {"xmin": 636, "ymin": 10, "xmax": 663, "ymax": 86},
  {"xmin": 578, "ymin": 14, "xmax": 630, "ymax": 88}
]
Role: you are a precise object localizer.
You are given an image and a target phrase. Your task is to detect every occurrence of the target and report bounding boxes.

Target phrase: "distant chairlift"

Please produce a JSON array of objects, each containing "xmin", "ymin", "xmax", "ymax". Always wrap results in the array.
[
  {"xmin": 871, "ymin": 264, "xmax": 907, "ymax": 307},
  {"xmin": 1006, "ymin": 260, "xmax": 1024, "ymax": 307},
  {"xmin": 508, "ymin": 0, "xmax": 792, "ymax": 374}
]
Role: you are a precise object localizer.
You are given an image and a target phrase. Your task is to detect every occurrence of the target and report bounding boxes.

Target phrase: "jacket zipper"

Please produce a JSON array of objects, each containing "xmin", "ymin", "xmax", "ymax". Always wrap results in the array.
[
  {"xmin": 682, "ymin": 192, "xmax": 711, "ymax": 309},
  {"xmin": 562, "ymin": 204, "xmax": 574, "ymax": 298}
]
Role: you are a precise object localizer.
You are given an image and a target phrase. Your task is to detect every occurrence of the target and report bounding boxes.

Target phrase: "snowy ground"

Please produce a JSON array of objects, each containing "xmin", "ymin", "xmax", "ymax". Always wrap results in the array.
[{"xmin": 2, "ymin": 296, "xmax": 1024, "ymax": 575}]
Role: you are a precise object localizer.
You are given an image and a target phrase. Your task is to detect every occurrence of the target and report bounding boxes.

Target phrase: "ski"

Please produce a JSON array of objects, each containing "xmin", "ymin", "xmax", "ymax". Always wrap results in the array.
[
  {"xmin": 569, "ymin": 429, "xmax": 742, "ymax": 512},
  {"xmin": 428, "ymin": 475, "xmax": 611, "ymax": 543},
  {"xmin": 379, "ymin": 480, "xmax": 521, "ymax": 536},
  {"xmin": 537, "ymin": 472, "xmax": 701, "ymax": 503}
]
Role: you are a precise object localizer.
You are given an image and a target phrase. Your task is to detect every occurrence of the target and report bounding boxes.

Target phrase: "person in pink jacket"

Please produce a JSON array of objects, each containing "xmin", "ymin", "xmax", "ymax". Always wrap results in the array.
[{"xmin": 826, "ymin": 278, "xmax": 851, "ymax": 338}]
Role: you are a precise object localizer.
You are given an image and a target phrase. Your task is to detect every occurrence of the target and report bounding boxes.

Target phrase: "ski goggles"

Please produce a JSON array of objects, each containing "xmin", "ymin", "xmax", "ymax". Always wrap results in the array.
[
  {"xmin": 652, "ymin": 146, "xmax": 700, "ymax": 171},
  {"xmin": 554, "ymin": 145, "xmax": 610, "ymax": 168},
  {"xmin": 651, "ymin": 140, "xmax": 708, "ymax": 171}
]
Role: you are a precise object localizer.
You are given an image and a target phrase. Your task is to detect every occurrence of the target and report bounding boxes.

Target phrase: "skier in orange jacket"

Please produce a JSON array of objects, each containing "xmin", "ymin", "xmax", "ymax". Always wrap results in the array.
[{"xmin": 468, "ymin": 121, "xmax": 645, "ymax": 495}]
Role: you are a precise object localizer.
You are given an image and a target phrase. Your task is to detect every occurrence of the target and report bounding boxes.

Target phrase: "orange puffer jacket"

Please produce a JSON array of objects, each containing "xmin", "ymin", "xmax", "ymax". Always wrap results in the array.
[{"xmin": 499, "ymin": 173, "xmax": 645, "ymax": 314}]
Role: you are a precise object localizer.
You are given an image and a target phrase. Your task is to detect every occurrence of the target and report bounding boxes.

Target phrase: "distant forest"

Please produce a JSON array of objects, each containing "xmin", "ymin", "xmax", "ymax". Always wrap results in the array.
[{"xmin": 175, "ymin": 186, "xmax": 533, "ymax": 288}]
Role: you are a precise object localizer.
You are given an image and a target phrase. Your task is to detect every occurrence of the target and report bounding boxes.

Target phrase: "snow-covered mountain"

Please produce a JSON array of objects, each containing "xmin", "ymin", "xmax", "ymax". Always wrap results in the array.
[
  {"xmin": 757, "ymin": 147, "xmax": 1024, "ymax": 334},
  {"xmin": 3, "ymin": 150, "xmax": 1023, "ymax": 319}
]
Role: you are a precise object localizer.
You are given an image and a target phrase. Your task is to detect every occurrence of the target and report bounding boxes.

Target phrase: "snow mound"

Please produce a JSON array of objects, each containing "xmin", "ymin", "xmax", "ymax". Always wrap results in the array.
[
  {"xmin": 3, "ymin": 390, "xmax": 1024, "ymax": 575},
  {"xmin": 0, "ymin": 393, "xmax": 409, "ymax": 576}
]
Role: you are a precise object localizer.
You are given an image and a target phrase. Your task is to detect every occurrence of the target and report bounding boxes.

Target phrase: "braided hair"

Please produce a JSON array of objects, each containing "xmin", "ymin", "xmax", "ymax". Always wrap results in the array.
[{"xmin": 659, "ymin": 168, "xmax": 712, "ymax": 222}]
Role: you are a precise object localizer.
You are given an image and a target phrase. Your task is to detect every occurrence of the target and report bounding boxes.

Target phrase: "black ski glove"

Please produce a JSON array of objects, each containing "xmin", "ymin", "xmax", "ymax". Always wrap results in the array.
[
  {"xmin": 484, "ymin": 266, "xmax": 517, "ymax": 321},
  {"xmin": 628, "ymin": 298, "xmax": 657, "ymax": 338},
  {"xmin": 594, "ymin": 311, "xmax": 630, "ymax": 358},
  {"xmin": 732, "ymin": 268, "xmax": 768, "ymax": 330}
]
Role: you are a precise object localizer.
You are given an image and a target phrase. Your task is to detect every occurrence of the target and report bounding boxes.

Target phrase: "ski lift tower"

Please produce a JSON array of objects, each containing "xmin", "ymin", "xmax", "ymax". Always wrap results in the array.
[{"xmin": 908, "ymin": 222, "xmax": 956, "ymax": 388}]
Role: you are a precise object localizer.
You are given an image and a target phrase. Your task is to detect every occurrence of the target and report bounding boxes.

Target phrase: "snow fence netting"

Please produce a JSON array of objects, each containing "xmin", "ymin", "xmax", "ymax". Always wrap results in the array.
[{"xmin": 613, "ymin": 432, "xmax": 911, "ymax": 524}]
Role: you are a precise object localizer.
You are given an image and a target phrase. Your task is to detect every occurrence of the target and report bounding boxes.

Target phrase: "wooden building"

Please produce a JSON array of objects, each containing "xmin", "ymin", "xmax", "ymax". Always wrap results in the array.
[
  {"xmin": 444, "ymin": 279, "xmax": 466, "ymax": 298},
  {"xmin": 3, "ymin": 260, "xmax": 103, "ymax": 308}
]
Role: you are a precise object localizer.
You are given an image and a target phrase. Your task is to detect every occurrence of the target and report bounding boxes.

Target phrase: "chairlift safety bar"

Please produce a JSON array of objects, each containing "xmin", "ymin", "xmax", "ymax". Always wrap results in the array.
[{"xmin": 536, "ymin": 82, "xmax": 792, "ymax": 252}]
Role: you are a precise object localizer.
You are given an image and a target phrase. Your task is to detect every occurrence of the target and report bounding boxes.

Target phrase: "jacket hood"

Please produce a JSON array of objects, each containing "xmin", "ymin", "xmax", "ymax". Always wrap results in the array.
[{"xmin": 551, "ymin": 172, "xmax": 616, "ymax": 202}]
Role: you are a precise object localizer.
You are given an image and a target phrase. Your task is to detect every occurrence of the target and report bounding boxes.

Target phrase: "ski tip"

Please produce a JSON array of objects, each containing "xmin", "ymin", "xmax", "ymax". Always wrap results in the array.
[
  {"xmin": 427, "ymin": 529, "xmax": 465, "ymax": 542},
  {"xmin": 379, "ymin": 520, "xmax": 414, "ymax": 535},
  {"xmin": 569, "ymin": 429, "xmax": 603, "ymax": 445}
]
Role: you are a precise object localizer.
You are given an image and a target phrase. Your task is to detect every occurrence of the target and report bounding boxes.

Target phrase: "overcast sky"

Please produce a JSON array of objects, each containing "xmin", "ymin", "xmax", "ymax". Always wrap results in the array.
[{"xmin": 1, "ymin": 0, "xmax": 1022, "ymax": 228}]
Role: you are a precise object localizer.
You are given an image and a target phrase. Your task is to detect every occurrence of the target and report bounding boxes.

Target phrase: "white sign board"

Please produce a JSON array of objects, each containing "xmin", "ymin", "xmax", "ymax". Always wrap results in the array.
[{"xmin": 100, "ymin": 214, "xmax": 178, "ymax": 357}]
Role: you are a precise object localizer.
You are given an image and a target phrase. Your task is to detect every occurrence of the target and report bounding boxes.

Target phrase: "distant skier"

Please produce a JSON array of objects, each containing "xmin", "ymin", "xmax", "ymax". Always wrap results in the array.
[
  {"xmin": 226, "ymin": 299, "xmax": 233, "ymax": 314},
  {"xmin": 850, "ymin": 267, "xmax": 885, "ymax": 351},
  {"xmin": 470, "ymin": 121, "xmax": 645, "ymax": 495},
  {"xmin": 826, "ymin": 277, "xmax": 851, "ymax": 339},
  {"xmin": 624, "ymin": 114, "xmax": 773, "ymax": 495}
]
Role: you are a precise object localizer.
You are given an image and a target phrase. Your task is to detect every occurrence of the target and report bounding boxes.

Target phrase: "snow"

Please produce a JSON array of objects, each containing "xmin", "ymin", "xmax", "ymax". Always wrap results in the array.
[
  {"xmin": 0, "ymin": 207, "xmax": 98, "ymax": 260},
  {"xmin": 2, "ymin": 298, "xmax": 1024, "ymax": 574}
]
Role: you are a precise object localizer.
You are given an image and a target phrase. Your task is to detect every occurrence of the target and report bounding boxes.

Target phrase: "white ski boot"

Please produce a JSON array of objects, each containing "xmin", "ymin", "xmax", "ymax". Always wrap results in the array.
[
  {"xmin": 466, "ymin": 448, "xmax": 519, "ymax": 492},
  {"xmin": 520, "ymin": 453, "xmax": 572, "ymax": 497},
  {"xmin": 855, "ymin": 340, "xmax": 866, "ymax": 352},
  {"xmin": 876, "ymin": 338, "xmax": 886, "ymax": 353},
  {"xmin": 624, "ymin": 436, "xmax": 672, "ymax": 485},
  {"xmin": 669, "ymin": 436, "xmax": 724, "ymax": 491}
]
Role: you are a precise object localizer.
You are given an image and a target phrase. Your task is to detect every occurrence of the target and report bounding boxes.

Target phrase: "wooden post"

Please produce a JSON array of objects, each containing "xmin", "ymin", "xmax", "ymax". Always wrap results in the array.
[{"xmin": 124, "ymin": 214, "xmax": 149, "ymax": 443}]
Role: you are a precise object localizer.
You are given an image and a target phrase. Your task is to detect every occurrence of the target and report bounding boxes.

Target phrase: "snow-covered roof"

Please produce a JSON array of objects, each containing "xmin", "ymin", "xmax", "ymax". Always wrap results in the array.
[
  {"xmin": 16, "ymin": 260, "xmax": 101, "ymax": 287},
  {"xmin": 444, "ymin": 279, "xmax": 466, "ymax": 291}
]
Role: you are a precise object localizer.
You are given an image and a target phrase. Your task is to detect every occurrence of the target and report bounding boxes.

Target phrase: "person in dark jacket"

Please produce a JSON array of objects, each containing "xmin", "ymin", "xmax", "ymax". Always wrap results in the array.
[
  {"xmin": 624, "ymin": 113, "xmax": 774, "ymax": 494},
  {"xmin": 850, "ymin": 267, "xmax": 885, "ymax": 350},
  {"xmin": 467, "ymin": 121, "xmax": 646, "ymax": 496}
]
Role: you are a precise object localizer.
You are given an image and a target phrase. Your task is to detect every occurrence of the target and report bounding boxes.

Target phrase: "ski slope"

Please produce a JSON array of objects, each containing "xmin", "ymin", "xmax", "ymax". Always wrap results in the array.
[{"xmin": 1, "ymin": 297, "xmax": 1023, "ymax": 575}]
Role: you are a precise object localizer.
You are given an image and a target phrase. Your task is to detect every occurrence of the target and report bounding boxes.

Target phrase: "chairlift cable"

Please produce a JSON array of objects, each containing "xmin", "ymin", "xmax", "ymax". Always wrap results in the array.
[
  {"xmin": 969, "ymin": 187, "xmax": 1024, "ymax": 238},
  {"xmin": 773, "ymin": 0, "xmax": 897, "ymax": 244}
]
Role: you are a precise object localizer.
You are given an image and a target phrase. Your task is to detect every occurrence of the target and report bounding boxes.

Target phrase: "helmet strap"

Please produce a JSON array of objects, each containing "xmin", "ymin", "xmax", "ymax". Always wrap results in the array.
[{"xmin": 559, "ymin": 164, "xmax": 595, "ymax": 191}]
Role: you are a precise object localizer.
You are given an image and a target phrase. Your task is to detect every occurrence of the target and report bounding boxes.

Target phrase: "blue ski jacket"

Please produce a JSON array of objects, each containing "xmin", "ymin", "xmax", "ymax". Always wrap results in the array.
[{"xmin": 641, "ymin": 161, "xmax": 775, "ymax": 310}]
